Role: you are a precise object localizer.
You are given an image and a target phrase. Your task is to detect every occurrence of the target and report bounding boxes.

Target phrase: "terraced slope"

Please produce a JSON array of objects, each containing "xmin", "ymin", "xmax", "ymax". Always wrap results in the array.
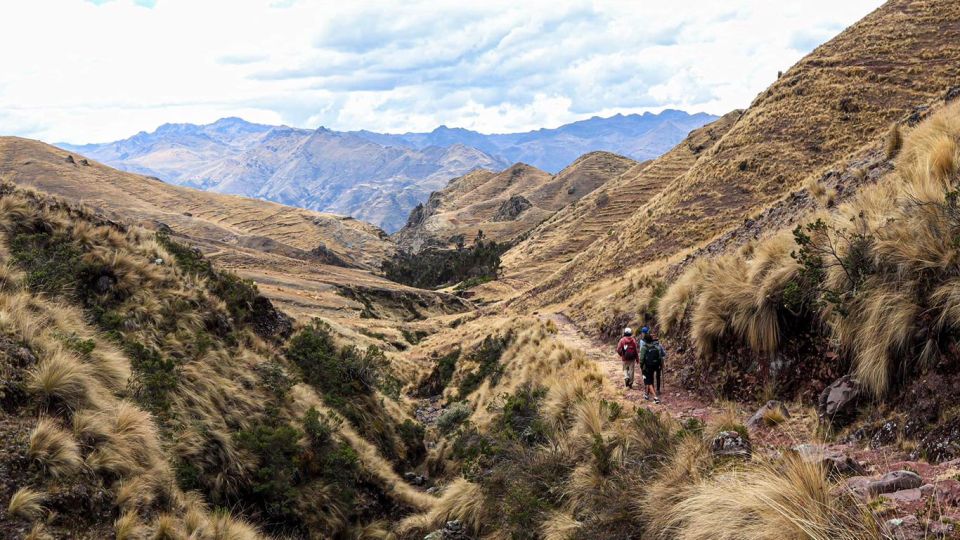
[
  {"xmin": 502, "ymin": 112, "xmax": 740, "ymax": 289},
  {"xmin": 513, "ymin": 0, "xmax": 960, "ymax": 309},
  {"xmin": 394, "ymin": 152, "xmax": 637, "ymax": 253},
  {"xmin": 0, "ymin": 137, "xmax": 470, "ymax": 326}
]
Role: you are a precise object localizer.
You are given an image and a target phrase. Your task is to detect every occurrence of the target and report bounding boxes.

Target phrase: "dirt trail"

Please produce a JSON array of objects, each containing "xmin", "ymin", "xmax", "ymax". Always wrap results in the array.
[
  {"xmin": 545, "ymin": 312, "xmax": 722, "ymax": 423},
  {"xmin": 542, "ymin": 313, "xmax": 960, "ymax": 538}
]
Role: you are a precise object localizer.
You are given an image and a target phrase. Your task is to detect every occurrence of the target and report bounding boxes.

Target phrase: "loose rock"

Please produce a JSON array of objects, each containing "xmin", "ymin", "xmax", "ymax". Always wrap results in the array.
[
  {"xmin": 818, "ymin": 375, "xmax": 860, "ymax": 427},
  {"xmin": 711, "ymin": 430, "xmax": 751, "ymax": 459},
  {"xmin": 746, "ymin": 400, "xmax": 790, "ymax": 429}
]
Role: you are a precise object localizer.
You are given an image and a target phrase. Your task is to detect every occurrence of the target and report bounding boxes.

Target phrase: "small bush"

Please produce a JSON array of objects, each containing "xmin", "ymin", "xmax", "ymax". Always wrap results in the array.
[
  {"xmin": 438, "ymin": 402, "xmax": 472, "ymax": 434},
  {"xmin": 286, "ymin": 320, "xmax": 381, "ymax": 403},
  {"xmin": 457, "ymin": 332, "xmax": 512, "ymax": 398},
  {"xmin": 234, "ymin": 421, "xmax": 302, "ymax": 524}
]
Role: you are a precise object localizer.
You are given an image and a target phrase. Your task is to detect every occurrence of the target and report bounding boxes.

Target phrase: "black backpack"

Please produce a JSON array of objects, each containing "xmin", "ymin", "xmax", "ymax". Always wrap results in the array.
[{"xmin": 643, "ymin": 341, "xmax": 662, "ymax": 369}]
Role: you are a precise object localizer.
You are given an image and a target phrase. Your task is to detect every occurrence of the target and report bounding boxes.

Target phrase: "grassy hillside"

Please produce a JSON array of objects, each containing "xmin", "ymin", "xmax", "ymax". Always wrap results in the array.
[
  {"xmin": 0, "ymin": 137, "xmax": 472, "ymax": 342},
  {"xmin": 394, "ymin": 153, "xmax": 637, "ymax": 254},
  {"xmin": 0, "ymin": 185, "xmax": 433, "ymax": 538},
  {"xmin": 507, "ymin": 0, "xmax": 960, "ymax": 315}
]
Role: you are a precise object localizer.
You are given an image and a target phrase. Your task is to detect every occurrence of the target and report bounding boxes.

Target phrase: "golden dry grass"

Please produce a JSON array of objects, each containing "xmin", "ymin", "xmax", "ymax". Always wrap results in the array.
[
  {"xmin": 6, "ymin": 486, "xmax": 45, "ymax": 520},
  {"xmin": 659, "ymin": 100, "xmax": 960, "ymax": 396},
  {"xmin": 652, "ymin": 455, "xmax": 877, "ymax": 540},
  {"xmin": 28, "ymin": 417, "xmax": 82, "ymax": 477}
]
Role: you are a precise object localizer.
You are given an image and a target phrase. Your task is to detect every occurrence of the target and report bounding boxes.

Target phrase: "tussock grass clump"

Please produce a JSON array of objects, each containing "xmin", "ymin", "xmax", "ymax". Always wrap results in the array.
[
  {"xmin": 7, "ymin": 486, "xmax": 45, "ymax": 520},
  {"xmin": 661, "ymin": 102, "xmax": 960, "ymax": 397},
  {"xmin": 654, "ymin": 455, "xmax": 877, "ymax": 540},
  {"xmin": 28, "ymin": 417, "xmax": 82, "ymax": 477}
]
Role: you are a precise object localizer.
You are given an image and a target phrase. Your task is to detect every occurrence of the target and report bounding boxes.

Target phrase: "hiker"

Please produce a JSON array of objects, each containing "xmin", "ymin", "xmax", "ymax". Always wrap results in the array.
[
  {"xmin": 639, "ymin": 331, "xmax": 666, "ymax": 404},
  {"xmin": 616, "ymin": 327, "xmax": 640, "ymax": 389}
]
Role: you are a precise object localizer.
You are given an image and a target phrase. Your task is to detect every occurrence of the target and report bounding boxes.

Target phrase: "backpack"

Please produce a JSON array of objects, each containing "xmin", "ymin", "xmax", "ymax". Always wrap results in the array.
[
  {"xmin": 621, "ymin": 338, "xmax": 639, "ymax": 361},
  {"xmin": 643, "ymin": 341, "xmax": 662, "ymax": 369}
]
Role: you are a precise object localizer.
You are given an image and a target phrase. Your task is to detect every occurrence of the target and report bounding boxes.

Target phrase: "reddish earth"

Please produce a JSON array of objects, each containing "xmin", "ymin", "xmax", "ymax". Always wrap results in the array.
[{"xmin": 545, "ymin": 312, "xmax": 960, "ymax": 539}]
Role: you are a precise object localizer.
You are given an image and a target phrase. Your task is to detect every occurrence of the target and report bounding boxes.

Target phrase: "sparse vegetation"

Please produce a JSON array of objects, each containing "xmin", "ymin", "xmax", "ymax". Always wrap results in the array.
[
  {"xmin": 382, "ymin": 236, "xmax": 511, "ymax": 289},
  {"xmin": 660, "ymin": 102, "xmax": 960, "ymax": 399}
]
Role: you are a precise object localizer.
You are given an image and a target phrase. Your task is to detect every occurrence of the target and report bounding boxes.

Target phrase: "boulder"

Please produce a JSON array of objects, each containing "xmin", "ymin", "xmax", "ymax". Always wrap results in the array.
[
  {"xmin": 424, "ymin": 520, "xmax": 468, "ymax": 540},
  {"xmin": 919, "ymin": 416, "xmax": 960, "ymax": 463},
  {"xmin": 746, "ymin": 400, "xmax": 790, "ymax": 429},
  {"xmin": 65, "ymin": 154, "xmax": 75, "ymax": 164},
  {"xmin": 711, "ymin": 430, "xmax": 751, "ymax": 459},
  {"xmin": 871, "ymin": 420, "xmax": 899, "ymax": 449},
  {"xmin": 792, "ymin": 444, "xmax": 866, "ymax": 476},
  {"xmin": 864, "ymin": 470, "xmax": 923, "ymax": 497},
  {"xmin": 817, "ymin": 375, "xmax": 860, "ymax": 428}
]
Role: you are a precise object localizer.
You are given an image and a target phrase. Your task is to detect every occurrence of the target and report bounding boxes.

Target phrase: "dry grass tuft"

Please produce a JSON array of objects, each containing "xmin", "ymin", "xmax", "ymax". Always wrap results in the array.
[
  {"xmin": 28, "ymin": 417, "xmax": 82, "ymax": 477},
  {"xmin": 395, "ymin": 478, "xmax": 485, "ymax": 536},
  {"xmin": 6, "ymin": 486, "xmax": 45, "ymax": 520},
  {"xmin": 115, "ymin": 511, "xmax": 146, "ymax": 540},
  {"xmin": 885, "ymin": 122, "xmax": 903, "ymax": 159},
  {"xmin": 26, "ymin": 349, "xmax": 97, "ymax": 409},
  {"xmin": 654, "ymin": 455, "xmax": 877, "ymax": 540},
  {"xmin": 24, "ymin": 523, "xmax": 53, "ymax": 540}
]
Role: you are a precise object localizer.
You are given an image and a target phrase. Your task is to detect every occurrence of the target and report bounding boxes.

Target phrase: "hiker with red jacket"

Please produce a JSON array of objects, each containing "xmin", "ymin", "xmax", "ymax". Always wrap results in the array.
[{"xmin": 616, "ymin": 327, "xmax": 640, "ymax": 389}]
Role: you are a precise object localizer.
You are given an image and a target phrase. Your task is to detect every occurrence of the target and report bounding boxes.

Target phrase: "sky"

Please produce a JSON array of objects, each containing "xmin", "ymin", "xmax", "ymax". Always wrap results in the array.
[{"xmin": 0, "ymin": 0, "xmax": 884, "ymax": 144}]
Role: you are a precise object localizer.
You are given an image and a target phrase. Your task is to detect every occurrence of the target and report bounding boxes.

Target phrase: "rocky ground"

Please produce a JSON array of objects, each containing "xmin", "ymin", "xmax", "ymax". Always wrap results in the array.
[{"xmin": 543, "ymin": 312, "xmax": 960, "ymax": 539}]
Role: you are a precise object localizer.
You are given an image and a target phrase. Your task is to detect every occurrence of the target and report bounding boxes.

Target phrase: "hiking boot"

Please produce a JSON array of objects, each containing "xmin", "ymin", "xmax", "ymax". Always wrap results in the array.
[
  {"xmin": 643, "ymin": 392, "xmax": 650, "ymax": 401},
  {"xmin": 654, "ymin": 397, "xmax": 661, "ymax": 404}
]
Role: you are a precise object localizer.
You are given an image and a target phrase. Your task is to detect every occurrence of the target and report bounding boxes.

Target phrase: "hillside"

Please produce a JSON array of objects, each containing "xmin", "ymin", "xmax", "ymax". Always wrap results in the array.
[
  {"xmin": 56, "ymin": 111, "xmax": 716, "ymax": 232},
  {"xmin": 507, "ymin": 0, "xmax": 960, "ymax": 315},
  {"xmin": 0, "ymin": 184, "xmax": 442, "ymax": 538},
  {"xmin": 0, "ymin": 137, "xmax": 472, "ymax": 332},
  {"xmin": 501, "ymin": 112, "xmax": 741, "ymax": 291},
  {"xmin": 394, "ymin": 152, "xmax": 637, "ymax": 253}
]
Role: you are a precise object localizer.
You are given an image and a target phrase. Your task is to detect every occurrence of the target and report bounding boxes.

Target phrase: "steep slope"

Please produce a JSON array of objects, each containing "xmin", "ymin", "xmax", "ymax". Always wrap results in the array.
[
  {"xmin": 0, "ymin": 184, "xmax": 439, "ymax": 538},
  {"xmin": 0, "ymin": 137, "xmax": 471, "ymax": 327},
  {"xmin": 394, "ymin": 152, "xmax": 637, "ymax": 253},
  {"xmin": 513, "ymin": 0, "xmax": 960, "ymax": 311},
  {"xmin": 502, "ymin": 112, "xmax": 740, "ymax": 290}
]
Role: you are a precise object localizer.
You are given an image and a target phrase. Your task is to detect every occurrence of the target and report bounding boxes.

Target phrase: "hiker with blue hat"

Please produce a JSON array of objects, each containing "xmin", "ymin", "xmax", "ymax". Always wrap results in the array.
[{"xmin": 638, "ymin": 327, "xmax": 666, "ymax": 404}]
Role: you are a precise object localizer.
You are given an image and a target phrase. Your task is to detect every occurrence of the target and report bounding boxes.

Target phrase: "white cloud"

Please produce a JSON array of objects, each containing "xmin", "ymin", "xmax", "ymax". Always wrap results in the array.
[{"xmin": 0, "ymin": 0, "xmax": 884, "ymax": 143}]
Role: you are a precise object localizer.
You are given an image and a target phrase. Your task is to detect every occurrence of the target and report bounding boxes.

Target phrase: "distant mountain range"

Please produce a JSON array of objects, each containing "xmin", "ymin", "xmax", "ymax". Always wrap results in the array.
[{"xmin": 56, "ymin": 110, "xmax": 717, "ymax": 232}]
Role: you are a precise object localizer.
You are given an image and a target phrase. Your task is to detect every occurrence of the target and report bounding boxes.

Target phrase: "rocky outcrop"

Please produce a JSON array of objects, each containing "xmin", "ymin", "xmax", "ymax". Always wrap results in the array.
[{"xmin": 492, "ymin": 195, "xmax": 532, "ymax": 221}]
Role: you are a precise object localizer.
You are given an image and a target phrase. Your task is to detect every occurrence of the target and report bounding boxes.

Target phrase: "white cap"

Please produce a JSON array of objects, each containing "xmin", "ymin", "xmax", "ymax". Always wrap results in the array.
[{"xmin": 624, "ymin": 327, "xmax": 633, "ymax": 336}]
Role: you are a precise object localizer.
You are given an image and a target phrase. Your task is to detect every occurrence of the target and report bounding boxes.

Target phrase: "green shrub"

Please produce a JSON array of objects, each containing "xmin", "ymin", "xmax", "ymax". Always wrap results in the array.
[
  {"xmin": 499, "ymin": 385, "xmax": 549, "ymax": 444},
  {"xmin": 9, "ymin": 231, "xmax": 85, "ymax": 296},
  {"xmin": 457, "ymin": 332, "xmax": 512, "ymax": 398},
  {"xmin": 382, "ymin": 236, "xmax": 511, "ymax": 289},
  {"xmin": 234, "ymin": 422, "xmax": 303, "ymax": 523},
  {"xmin": 124, "ymin": 340, "xmax": 178, "ymax": 414},
  {"xmin": 437, "ymin": 402, "xmax": 472, "ymax": 434},
  {"xmin": 286, "ymin": 320, "xmax": 381, "ymax": 402}
]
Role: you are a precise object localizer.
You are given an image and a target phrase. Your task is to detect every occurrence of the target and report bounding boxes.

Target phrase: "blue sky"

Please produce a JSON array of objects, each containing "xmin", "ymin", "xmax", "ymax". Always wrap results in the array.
[{"xmin": 0, "ymin": 0, "xmax": 883, "ymax": 143}]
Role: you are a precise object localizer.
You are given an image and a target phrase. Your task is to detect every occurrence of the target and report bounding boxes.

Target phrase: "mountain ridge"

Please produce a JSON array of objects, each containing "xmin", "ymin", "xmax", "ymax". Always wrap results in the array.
[{"xmin": 55, "ymin": 110, "xmax": 717, "ymax": 232}]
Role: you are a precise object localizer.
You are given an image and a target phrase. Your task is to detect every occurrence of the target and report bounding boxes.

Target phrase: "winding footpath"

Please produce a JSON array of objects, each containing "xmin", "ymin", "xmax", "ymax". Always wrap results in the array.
[
  {"xmin": 541, "ymin": 311, "xmax": 960, "ymax": 539},
  {"xmin": 544, "ymin": 312, "xmax": 722, "ymax": 422}
]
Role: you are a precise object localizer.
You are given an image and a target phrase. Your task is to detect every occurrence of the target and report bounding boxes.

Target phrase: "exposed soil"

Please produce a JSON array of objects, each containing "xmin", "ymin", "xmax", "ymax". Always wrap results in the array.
[{"xmin": 543, "ymin": 311, "xmax": 960, "ymax": 539}]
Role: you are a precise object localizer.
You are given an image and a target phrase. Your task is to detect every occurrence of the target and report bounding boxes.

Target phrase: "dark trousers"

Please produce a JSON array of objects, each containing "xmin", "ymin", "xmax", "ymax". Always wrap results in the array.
[{"xmin": 644, "ymin": 366, "xmax": 662, "ymax": 393}]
